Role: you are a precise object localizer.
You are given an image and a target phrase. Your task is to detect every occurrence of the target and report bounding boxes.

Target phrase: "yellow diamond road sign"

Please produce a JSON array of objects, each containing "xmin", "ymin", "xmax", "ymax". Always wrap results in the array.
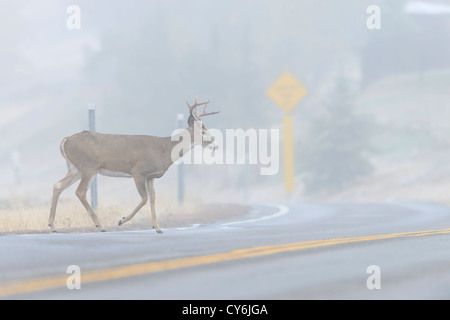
[{"xmin": 267, "ymin": 71, "xmax": 307, "ymax": 112}]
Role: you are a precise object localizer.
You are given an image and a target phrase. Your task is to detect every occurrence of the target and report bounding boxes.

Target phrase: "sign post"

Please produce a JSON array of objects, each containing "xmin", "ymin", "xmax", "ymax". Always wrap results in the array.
[
  {"xmin": 267, "ymin": 71, "xmax": 307, "ymax": 197},
  {"xmin": 88, "ymin": 103, "xmax": 98, "ymax": 211},
  {"xmin": 176, "ymin": 113, "xmax": 185, "ymax": 205}
]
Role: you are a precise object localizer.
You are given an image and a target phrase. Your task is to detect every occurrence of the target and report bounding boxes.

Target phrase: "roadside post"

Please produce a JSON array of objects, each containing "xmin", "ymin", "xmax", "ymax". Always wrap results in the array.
[
  {"xmin": 88, "ymin": 103, "xmax": 98, "ymax": 211},
  {"xmin": 177, "ymin": 113, "xmax": 185, "ymax": 205}
]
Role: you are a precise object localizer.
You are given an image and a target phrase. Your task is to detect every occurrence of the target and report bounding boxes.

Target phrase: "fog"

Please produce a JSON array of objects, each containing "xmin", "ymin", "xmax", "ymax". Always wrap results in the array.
[{"xmin": 1, "ymin": 0, "xmax": 450, "ymax": 211}]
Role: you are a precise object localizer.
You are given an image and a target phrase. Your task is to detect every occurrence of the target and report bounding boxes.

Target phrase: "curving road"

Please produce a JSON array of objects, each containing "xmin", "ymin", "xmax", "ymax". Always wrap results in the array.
[{"xmin": 1, "ymin": 202, "xmax": 450, "ymax": 299}]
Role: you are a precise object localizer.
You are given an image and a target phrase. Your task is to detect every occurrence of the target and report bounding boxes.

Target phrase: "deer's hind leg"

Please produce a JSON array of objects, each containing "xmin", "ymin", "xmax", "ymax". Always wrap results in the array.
[{"xmin": 49, "ymin": 170, "xmax": 81, "ymax": 232}]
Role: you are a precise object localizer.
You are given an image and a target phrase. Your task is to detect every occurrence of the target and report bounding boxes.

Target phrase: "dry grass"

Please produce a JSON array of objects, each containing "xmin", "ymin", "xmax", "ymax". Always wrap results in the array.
[
  {"xmin": 0, "ymin": 198, "xmax": 180, "ymax": 234},
  {"xmin": 0, "ymin": 194, "xmax": 250, "ymax": 234}
]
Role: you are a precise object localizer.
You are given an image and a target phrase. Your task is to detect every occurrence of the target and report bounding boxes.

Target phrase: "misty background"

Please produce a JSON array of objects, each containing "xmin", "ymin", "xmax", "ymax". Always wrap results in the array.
[{"xmin": 1, "ymin": 0, "xmax": 450, "ymax": 210}]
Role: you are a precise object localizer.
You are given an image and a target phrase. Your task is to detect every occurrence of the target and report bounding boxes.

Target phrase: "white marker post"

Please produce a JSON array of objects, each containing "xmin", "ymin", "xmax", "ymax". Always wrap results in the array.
[
  {"xmin": 88, "ymin": 103, "xmax": 98, "ymax": 211},
  {"xmin": 177, "ymin": 113, "xmax": 184, "ymax": 205}
]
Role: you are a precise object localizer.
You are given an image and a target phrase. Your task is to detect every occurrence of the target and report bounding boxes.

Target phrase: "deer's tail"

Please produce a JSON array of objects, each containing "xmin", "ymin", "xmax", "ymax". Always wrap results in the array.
[{"xmin": 60, "ymin": 137, "xmax": 74, "ymax": 172}]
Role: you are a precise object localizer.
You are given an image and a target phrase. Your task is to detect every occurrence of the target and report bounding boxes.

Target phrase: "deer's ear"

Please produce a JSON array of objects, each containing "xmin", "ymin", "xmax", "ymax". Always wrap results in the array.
[{"xmin": 188, "ymin": 115, "xmax": 195, "ymax": 128}]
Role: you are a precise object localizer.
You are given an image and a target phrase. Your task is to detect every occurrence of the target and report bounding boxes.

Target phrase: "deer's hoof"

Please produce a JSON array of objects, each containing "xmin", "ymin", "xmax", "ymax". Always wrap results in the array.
[
  {"xmin": 156, "ymin": 229, "xmax": 163, "ymax": 234},
  {"xmin": 101, "ymin": 229, "xmax": 107, "ymax": 233}
]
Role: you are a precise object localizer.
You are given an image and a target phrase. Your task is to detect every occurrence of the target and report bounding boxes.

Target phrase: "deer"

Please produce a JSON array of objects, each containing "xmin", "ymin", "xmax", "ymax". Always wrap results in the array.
[{"xmin": 48, "ymin": 97, "xmax": 219, "ymax": 233}]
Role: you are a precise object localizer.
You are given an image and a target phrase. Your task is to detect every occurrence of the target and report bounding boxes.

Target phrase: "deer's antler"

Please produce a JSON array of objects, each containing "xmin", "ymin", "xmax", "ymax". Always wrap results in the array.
[{"xmin": 186, "ymin": 97, "xmax": 220, "ymax": 120}]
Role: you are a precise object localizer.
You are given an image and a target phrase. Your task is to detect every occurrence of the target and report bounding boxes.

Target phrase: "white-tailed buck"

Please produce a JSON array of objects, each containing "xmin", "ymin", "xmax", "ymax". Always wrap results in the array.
[{"xmin": 49, "ymin": 98, "xmax": 219, "ymax": 233}]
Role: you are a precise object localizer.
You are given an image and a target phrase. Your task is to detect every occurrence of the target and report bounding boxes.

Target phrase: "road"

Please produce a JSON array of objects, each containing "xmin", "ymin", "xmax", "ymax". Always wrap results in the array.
[{"xmin": 1, "ymin": 202, "xmax": 450, "ymax": 299}]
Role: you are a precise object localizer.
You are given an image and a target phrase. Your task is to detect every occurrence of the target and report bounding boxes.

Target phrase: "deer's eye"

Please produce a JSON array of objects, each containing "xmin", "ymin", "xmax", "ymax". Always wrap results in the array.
[{"xmin": 202, "ymin": 131, "xmax": 206, "ymax": 135}]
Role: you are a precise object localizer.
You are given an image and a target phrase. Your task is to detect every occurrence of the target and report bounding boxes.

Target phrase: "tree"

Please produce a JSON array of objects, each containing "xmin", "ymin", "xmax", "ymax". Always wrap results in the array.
[{"xmin": 299, "ymin": 76, "xmax": 374, "ymax": 195}]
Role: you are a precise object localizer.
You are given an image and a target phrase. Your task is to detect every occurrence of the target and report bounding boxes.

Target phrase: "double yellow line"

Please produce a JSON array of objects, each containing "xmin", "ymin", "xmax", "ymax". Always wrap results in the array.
[{"xmin": 2, "ymin": 227, "xmax": 450, "ymax": 298}]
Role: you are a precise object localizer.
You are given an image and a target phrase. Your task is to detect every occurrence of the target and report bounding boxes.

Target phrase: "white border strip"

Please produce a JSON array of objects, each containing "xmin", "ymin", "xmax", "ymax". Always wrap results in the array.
[
  {"xmin": 221, "ymin": 204, "xmax": 289, "ymax": 226},
  {"xmin": 176, "ymin": 224, "xmax": 201, "ymax": 230}
]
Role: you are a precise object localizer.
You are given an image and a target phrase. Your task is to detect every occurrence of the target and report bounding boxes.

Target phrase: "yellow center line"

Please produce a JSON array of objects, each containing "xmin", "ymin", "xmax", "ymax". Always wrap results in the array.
[{"xmin": 1, "ymin": 227, "xmax": 450, "ymax": 298}]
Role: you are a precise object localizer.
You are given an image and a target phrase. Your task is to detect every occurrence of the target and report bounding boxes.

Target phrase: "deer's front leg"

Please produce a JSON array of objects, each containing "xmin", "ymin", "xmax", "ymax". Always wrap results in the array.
[
  {"xmin": 76, "ymin": 173, "xmax": 105, "ymax": 232},
  {"xmin": 118, "ymin": 174, "xmax": 148, "ymax": 226},
  {"xmin": 49, "ymin": 170, "xmax": 81, "ymax": 232},
  {"xmin": 146, "ymin": 178, "xmax": 162, "ymax": 233}
]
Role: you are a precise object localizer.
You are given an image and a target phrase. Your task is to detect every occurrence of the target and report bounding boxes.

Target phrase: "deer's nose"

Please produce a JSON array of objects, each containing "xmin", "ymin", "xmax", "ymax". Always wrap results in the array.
[{"xmin": 208, "ymin": 143, "xmax": 218, "ymax": 151}]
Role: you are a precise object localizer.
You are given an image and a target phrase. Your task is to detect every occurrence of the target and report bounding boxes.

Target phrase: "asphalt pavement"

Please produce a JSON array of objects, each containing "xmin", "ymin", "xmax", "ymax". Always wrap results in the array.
[{"xmin": 1, "ymin": 202, "xmax": 450, "ymax": 299}]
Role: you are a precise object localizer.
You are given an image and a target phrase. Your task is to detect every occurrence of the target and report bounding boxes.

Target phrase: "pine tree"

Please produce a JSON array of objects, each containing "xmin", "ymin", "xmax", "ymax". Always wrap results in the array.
[{"xmin": 299, "ymin": 77, "xmax": 374, "ymax": 195}]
